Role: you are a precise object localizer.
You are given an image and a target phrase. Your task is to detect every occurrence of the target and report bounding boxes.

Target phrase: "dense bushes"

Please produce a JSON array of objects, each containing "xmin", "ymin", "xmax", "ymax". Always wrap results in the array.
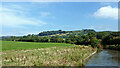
[
  {"xmin": 101, "ymin": 32, "xmax": 120, "ymax": 50},
  {"xmin": 90, "ymin": 37, "xmax": 100, "ymax": 48},
  {"xmin": 102, "ymin": 32, "xmax": 120, "ymax": 46}
]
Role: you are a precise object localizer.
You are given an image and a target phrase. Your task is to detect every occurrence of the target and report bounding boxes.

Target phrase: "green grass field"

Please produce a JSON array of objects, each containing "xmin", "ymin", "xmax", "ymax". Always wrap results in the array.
[
  {"xmin": 2, "ymin": 41, "xmax": 73, "ymax": 51},
  {"xmin": 2, "ymin": 41, "xmax": 96, "ymax": 66}
]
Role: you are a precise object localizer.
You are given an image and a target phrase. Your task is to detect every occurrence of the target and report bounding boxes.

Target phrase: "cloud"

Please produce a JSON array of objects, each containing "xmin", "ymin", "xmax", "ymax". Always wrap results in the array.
[
  {"xmin": 0, "ymin": 5, "xmax": 46, "ymax": 28},
  {"xmin": 93, "ymin": 6, "xmax": 118, "ymax": 19},
  {"xmin": 88, "ymin": 25, "xmax": 117, "ymax": 31},
  {"xmin": 2, "ymin": 12, "xmax": 46, "ymax": 28},
  {"xmin": 1, "ymin": 3, "xmax": 56, "ymax": 36}
]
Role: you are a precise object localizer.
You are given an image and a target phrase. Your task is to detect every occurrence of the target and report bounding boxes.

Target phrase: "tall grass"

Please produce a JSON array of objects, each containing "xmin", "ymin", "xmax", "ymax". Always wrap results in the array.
[{"xmin": 2, "ymin": 41, "xmax": 96, "ymax": 66}]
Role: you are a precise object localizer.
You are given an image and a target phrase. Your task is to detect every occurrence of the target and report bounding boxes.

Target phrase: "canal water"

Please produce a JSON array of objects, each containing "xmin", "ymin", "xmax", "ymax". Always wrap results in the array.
[{"xmin": 86, "ymin": 49, "xmax": 120, "ymax": 66}]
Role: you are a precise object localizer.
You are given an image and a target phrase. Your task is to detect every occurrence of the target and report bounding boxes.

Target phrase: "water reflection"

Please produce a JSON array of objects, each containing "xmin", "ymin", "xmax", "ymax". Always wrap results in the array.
[{"xmin": 86, "ymin": 50, "xmax": 120, "ymax": 66}]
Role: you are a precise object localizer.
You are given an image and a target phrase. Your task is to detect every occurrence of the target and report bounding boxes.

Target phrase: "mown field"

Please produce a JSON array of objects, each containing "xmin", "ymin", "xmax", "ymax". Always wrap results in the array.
[
  {"xmin": 2, "ymin": 41, "xmax": 96, "ymax": 66},
  {"xmin": 2, "ymin": 41, "xmax": 73, "ymax": 51}
]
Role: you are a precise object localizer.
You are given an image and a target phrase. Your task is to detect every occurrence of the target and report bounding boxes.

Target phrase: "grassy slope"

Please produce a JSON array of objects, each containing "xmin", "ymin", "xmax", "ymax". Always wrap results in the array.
[
  {"xmin": 2, "ymin": 41, "xmax": 73, "ymax": 51},
  {"xmin": 2, "ymin": 41, "xmax": 96, "ymax": 66}
]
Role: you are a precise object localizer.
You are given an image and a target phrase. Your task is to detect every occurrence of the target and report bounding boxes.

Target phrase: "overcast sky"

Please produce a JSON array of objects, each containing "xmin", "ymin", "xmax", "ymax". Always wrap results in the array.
[{"xmin": 1, "ymin": 2, "xmax": 118, "ymax": 36}]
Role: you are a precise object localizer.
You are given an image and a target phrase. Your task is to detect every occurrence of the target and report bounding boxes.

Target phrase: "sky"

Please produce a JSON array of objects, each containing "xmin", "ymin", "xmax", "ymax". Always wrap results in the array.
[{"xmin": 0, "ymin": 2, "xmax": 118, "ymax": 36}]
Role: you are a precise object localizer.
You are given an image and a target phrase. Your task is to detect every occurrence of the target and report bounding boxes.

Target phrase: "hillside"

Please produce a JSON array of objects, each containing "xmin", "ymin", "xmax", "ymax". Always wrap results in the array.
[{"xmin": 38, "ymin": 29, "xmax": 96, "ymax": 37}]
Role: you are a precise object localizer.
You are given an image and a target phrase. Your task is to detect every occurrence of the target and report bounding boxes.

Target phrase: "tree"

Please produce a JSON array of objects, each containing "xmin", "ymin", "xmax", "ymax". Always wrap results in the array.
[
  {"xmin": 97, "ymin": 32, "xmax": 109, "ymax": 39},
  {"xmin": 58, "ymin": 30, "xmax": 62, "ymax": 32},
  {"xmin": 65, "ymin": 39, "xmax": 72, "ymax": 44},
  {"xmin": 90, "ymin": 37, "xmax": 100, "ymax": 48},
  {"xmin": 102, "ymin": 35, "xmax": 113, "ymax": 45},
  {"xmin": 88, "ymin": 32, "xmax": 96, "ymax": 39},
  {"xmin": 84, "ymin": 35, "xmax": 90, "ymax": 45},
  {"xmin": 76, "ymin": 36, "xmax": 84, "ymax": 45},
  {"xmin": 111, "ymin": 32, "xmax": 120, "ymax": 37},
  {"xmin": 56, "ymin": 38, "xmax": 64, "ymax": 43},
  {"xmin": 68, "ymin": 35, "xmax": 77, "ymax": 44},
  {"xmin": 11, "ymin": 36, "xmax": 16, "ymax": 41}
]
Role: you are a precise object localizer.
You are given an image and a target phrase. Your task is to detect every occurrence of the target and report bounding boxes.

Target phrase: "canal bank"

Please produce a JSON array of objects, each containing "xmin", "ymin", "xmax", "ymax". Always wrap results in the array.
[{"xmin": 84, "ymin": 50, "xmax": 97, "ymax": 61}]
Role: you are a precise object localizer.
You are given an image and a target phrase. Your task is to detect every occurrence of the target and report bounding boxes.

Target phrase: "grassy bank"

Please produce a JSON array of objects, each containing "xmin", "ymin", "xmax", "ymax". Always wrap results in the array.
[
  {"xmin": 2, "ymin": 41, "xmax": 96, "ymax": 66},
  {"xmin": 104, "ymin": 45, "xmax": 120, "ymax": 51}
]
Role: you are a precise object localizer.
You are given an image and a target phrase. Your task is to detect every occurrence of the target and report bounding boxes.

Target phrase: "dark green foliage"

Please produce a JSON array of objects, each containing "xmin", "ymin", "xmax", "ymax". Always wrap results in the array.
[
  {"xmin": 82, "ymin": 29, "xmax": 96, "ymax": 34},
  {"xmin": 102, "ymin": 32, "xmax": 120, "ymax": 45},
  {"xmin": 111, "ymin": 32, "xmax": 120, "ymax": 37},
  {"xmin": 101, "ymin": 32, "xmax": 120, "ymax": 50},
  {"xmin": 65, "ymin": 35, "xmax": 78, "ymax": 44},
  {"xmin": 97, "ymin": 32, "xmax": 109, "ymax": 39},
  {"xmin": 84, "ymin": 35, "xmax": 90, "ymax": 45},
  {"xmin": 65, "ymin": 39, "xmax": 72, "ymax": 44},
  {"xmin": 88, "ymin": 31, "xmax": 96, "ymax": 39},
  {"xmin": 76, "ymin": 36, "xmax": 84, "ymax": 45},
  {"xmin": 102, "ymin": 35, "xmax": 113, "ymax": 45},
  {"xmin": 90, "ymin": 37, "xmax": 100, "ymax": 48}
]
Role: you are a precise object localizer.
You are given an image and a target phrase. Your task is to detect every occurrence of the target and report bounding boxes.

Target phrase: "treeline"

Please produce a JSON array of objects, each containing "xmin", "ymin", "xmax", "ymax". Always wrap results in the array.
[
  {"xmin": 2, "ymin": 30, "xmax": 100, "ymax": 49},
  {"xmin": 102, "ymin": 32, "xmax": 120, "ymax": 45},
  {"xmin": 101, "ymin": 32, "xmax": 120, "ymax": 50},
  {"xmin": 2, "ymin": 29, "xmax": 120, "ymax": 50}
]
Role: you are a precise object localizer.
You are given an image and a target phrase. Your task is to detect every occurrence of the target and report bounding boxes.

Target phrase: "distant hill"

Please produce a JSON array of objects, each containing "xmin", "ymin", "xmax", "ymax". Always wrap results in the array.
[
  {"xmin": 38, "ymin": 30, "xmax": 68, "ymax": 36},
  {"xmin": 38, "ymin": 29, "xmax": 96, "ymax": 37}
]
